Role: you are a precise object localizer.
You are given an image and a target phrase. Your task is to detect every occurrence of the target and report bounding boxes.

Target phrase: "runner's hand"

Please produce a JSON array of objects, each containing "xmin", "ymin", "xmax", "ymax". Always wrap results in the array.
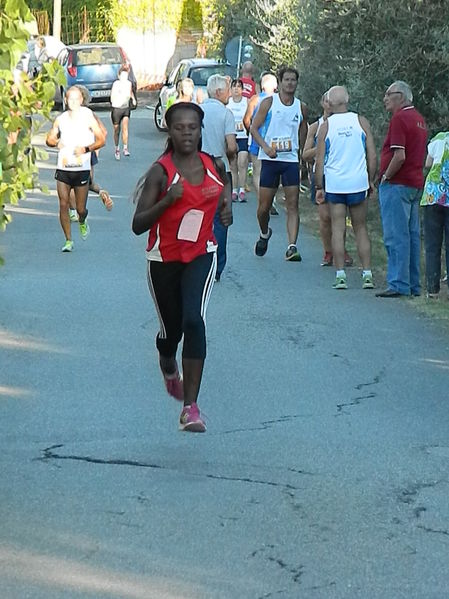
[
  {"xmin": 74, "ymin": 146, "xmax": 85, "ymax": 156},
  {"xmin": 220, "ymin": 197, "xmax": 233, "ymax": 227},
  {"xmin": 265, "ymin": 146, "xmax": 277, "ymax": 159},
  {"xmin": 315, "ymin": 189, "xmax": 325, "ymax": 205},
  {"xmin": 166, "ymin": 179, "xmax": 184, "ymax": 204}
]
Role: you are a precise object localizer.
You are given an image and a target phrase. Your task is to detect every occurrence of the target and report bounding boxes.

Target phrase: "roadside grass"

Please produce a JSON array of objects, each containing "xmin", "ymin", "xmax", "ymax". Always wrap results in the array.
[{"xmin": 298, "ymin": 187, "xmax": 449, "ymax": 329}]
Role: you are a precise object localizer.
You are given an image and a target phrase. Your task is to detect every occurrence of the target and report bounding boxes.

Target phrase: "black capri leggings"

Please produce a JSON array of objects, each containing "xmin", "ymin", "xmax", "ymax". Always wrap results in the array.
[{"xmin": 146, "ymin": 252, "xmax": 217, "ymax": 360}]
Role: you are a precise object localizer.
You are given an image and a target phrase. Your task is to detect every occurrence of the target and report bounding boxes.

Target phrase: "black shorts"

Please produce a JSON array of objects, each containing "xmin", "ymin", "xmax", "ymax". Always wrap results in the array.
[
  {"xmin": 236, "ymin": 138, "xmax": 249, "ymax": 153},
  {"xmin": 111, "ymin": 107, "xmax": 130, "ymax": 125},
  {"xmin": 55, "ymin": 169, "xmax": 90, "ymax": 187}
]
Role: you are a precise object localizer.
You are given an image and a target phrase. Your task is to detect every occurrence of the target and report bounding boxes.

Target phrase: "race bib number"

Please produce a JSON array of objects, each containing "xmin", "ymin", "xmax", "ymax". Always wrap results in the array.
[
  {"xmin": 59, "ymin": 147, "xmax": 83, "ymax": 169},
  {"xmin": 271, "ymin": 137, "xmax": 292, "ymax": 152},
  {"xmin": 177, "ymin": 209, "xmax": 204, "ymax": 242},
  {"xmin": 235, "ymin": 121, "xmax": 244, "ymax": 132}
]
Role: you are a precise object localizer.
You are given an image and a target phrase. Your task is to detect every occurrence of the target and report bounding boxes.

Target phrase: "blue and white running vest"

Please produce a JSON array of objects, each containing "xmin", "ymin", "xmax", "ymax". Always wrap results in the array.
[
  {"xmin": 258, "ymin": 93, "xmax": 302, "ymax": 163},
  {"xmin": 324, "ymin": 112, "xmax": 368, "ymax": 193}
]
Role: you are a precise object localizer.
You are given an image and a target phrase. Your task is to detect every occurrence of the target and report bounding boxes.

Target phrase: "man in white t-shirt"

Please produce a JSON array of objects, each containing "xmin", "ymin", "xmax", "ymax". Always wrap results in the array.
[{"xmin": 110, "ymin": 65, "xmax": 136, "ymax": 160}]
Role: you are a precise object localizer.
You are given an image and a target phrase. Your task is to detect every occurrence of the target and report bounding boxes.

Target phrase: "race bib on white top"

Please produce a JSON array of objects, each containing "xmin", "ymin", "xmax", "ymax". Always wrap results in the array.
[
  {"xmin": 270, "ymin": 137, "xmax": 293, "ymax": 152},
  {"xmin": 57, "ymin": 146, "xmax": 90, "ymax": 170}
]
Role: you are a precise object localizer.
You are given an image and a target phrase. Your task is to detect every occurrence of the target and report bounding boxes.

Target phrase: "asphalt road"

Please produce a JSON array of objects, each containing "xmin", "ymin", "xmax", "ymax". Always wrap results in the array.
[{"xmin": 1, "ymin": 104, "xmax": 449, "ymax": 599}]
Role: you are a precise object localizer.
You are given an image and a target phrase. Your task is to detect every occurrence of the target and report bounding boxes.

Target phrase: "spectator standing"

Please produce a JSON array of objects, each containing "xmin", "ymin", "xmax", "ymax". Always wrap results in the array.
[
  {"xmin": 201, "ymin": 74, "xmax": 238, "ymax": 281},
  {"xmin": 420, "ymin": 131, "xmax": 449, "ymax": 298},
  {"xmin": 376, "ymin": 80, "xmax": 427, "ymax": 298}
]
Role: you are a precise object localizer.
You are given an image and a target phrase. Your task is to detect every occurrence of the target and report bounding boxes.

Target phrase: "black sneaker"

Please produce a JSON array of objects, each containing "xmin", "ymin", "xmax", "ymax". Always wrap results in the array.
[
  {"xmin": 255, "ymin": 228, "xmax": 272, "ymax": 257},
  {"xmin": 285, "ymin": 245, "xmax": 302, "ymax": 261}
]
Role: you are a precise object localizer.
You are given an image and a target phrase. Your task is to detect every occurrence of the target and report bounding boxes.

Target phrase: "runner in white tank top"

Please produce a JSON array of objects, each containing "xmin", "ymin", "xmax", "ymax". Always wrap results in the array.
[
  {"xmin": 46, "ymin": 86, "xmax": 106, "ymax": 252},
  {"xmin": 228, "ymin": 79, "xmax": 249, "ymax": 201},
  {"xmin": 315, "ymin": 86, "xmax": 377, "ymax": 290},
  {"xmin": 250, "ymin": 67, "xmax": 308, "ymax": 262}
]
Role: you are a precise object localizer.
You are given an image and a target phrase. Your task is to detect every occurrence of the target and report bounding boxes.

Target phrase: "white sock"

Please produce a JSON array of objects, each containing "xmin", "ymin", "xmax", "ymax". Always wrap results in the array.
[
  {"xmin": 260, "ymin": 230, "xmax": 271, "ymax": 239},
  {"xmin": 336, "ymin": 269, "xmax": 346, "ymax": 278},
  {"xmin": 233, "ymin": 188, "xmax": 238, "ymax": 194},
  {"xmin": 116, "ymin": 146, "xmax": 120, "ymax": 151},
  {"xmin": 239, "ymin": 187, "xmax": 245, "ymax": 193},
  {"xmin": 362, "ymin": 270, "xmax": 372, "ymax": 277}
]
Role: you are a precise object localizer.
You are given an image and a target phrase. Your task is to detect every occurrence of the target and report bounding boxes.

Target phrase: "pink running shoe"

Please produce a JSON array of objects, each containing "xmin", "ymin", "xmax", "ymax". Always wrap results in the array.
[
  {"xmin": 231, "ymin": 191, "xmax": 238, "ymax": 202},
  {"xmin": 238, "ymin": 190, "xmax": 247, "ymax": 202},
  {"xmin": 179, "ymin": 403, "xmax": 206, "ymax": 432},
  {"xmin": 162, "ymin": 367, "xmax": 183, "ymax": 401}
]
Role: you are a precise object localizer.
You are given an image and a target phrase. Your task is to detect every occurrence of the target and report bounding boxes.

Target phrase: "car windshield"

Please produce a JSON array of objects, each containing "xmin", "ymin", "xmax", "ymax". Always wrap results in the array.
[
  {"xmin": 189, "ymin": 65, "xmax": 235, "ymax": 86},
  {"xmin": 75, "ymin": 47, "xmax": 122, "ymax": 66}
]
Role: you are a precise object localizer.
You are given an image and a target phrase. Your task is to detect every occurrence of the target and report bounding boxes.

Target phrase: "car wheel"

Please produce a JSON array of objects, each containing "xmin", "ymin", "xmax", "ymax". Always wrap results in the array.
[{"xmin": 154, "ymin": 101, "xmax": 167, "ymax": 132}]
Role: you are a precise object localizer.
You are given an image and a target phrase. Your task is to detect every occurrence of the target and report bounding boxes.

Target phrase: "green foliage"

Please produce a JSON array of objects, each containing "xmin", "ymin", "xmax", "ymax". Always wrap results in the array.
[
  {"xmin": 107, "ymin": 0, "xmax": 184, "ymax": 34},
  {"xmin": 0, "ymin": 0, "xmax": 65, "ymax": 263}
]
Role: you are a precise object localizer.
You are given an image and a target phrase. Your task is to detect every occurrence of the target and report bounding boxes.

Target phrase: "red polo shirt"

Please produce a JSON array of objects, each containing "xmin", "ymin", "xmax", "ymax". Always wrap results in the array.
[
  {"xmin": 240, "ymin": 76, "xmax": 256, "ymax": 99},
  {"xmin": 380, "ymin": 106, "xmax": 427, "ymax": 188}
]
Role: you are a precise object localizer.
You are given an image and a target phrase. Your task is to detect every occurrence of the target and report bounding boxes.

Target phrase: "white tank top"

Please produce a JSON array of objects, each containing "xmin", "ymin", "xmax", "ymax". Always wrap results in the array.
[
  {"xmin": 258, "ymin": 93, "xmax": 302, "ymax": 163},
  {"xmin": 324, "ymin": 112, "xmax": 369, "ymax": 193},
  {"xmin": 57, "ymin": 106, "xmax": 95, "ymax": 171},
  {"xmin": 228, "ymin": 97, "xmax": 248, "ymax": 139},
  {"xmin": 111, "ymin": 79, "xmax": 132, "ymax": 108}
]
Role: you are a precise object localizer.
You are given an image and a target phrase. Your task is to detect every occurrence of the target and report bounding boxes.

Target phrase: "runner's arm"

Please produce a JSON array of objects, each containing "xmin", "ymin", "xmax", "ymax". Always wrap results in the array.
[
  {"xmin": 250, "ymin": 97, "xmax": 275, "ymax": 157},
  {"xmin": 359, "ymin": 115, "xmax": 377, "ymax": 191},
  {"xmin": 215, "ymin": 158, "xmax": 233, "ymax": 227},
  {"xmin": 302, "ymin": 121, "xmax": 319, "ymax": 164},
  {"xmin": 46, "ymin": 117, "xmax": 60, "ymax": 147},
  {"xmin": 314, "ymin": 120, "xmax": 328, "ymax": 203},
  {"xmin": 132, "ymin": 163, "xmax": 182, "ymax": 234},
  {"xmin": 299, "ymin": 102, "xmax": 308, "ymax": 155},
  {"xmin": 243, "ymin": 95, "xmax": 257, "ymax": 134}
]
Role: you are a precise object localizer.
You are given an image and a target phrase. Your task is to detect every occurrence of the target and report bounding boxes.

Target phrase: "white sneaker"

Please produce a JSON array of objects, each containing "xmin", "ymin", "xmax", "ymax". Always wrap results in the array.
[
  {"xmin": 69, "ymin": 209, "xmax": 78, "ymax": 221},
  {"xmin": 115, "ymin": 149, "xmax": 120, "ymax": 161}
]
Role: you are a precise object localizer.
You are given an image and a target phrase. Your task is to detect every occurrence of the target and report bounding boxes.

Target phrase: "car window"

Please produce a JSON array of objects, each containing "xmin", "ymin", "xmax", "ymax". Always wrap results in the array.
[
  {"xmin": 189, "ymin": 65, "xmax": 234, "ymax": 86},
  {"xmin": 75, "ymin": 47, "xmax": 122, "ymax": 66},
  {"xmin": 167, "ymin": 64, "xmax": 182, "ymax": 86}
]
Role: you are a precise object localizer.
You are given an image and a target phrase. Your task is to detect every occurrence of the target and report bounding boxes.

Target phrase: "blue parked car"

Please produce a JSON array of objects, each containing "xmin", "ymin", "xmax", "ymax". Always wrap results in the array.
[{"xmin": 54, "ymin": 42, "xmax": 136, "ymax": 109}]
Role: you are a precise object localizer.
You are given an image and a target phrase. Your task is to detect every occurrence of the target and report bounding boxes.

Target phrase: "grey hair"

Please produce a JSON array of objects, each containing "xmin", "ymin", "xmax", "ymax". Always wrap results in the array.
[
  {"xmin": 207, "ymin": 74, "xmax": 229, "ymax": 96},
  {"xmin": 391, "ymin": 80, "xmax": 413, "ymax": 102},
  {"xmin": 260, "ymin": 73, "xmax": 277, "ymax": 92},
  {"xmin": 327, "ymin": 85, "xmax": 349, "ymax": 106}
]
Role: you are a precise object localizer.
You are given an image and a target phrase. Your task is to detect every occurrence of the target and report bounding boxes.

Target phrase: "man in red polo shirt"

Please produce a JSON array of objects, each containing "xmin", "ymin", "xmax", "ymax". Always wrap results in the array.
[
  {"xmin": 376, "ymin": 80, "xmax": 427, "ymax": 297},
  {"xmin": 240, "ymin": 61, "xmax": 257, "ymax": 99}
]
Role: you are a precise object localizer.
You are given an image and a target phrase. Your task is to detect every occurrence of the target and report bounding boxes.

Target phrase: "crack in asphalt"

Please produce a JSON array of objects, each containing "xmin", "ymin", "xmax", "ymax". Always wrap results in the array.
[
  {"xmin": 219, "ymin": 414, "xmax": 313, "ymax": 435},
  {"xmin": 37, "ymin": 444, "xmax": 300, "ymax": 491},
  {"xmin": 336, "ymin": 369, "xmax": 385, "ymax": 415},
  {"xmin": 417, "ymin": 525, "xmax": 449, "ymax": 537},
  {"xmin": 397, "ymin": 480, "xmax": 444, "ymax": 505},
  {"xmin": 251, "ymin": 545, "xmax": 304, "ymax": 587}
]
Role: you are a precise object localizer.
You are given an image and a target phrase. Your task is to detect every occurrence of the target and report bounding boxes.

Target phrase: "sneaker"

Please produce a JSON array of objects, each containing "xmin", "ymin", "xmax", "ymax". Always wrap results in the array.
[
  {"xmin": 333, "ymin": 274, "xmax": 348, "ymax": 289},
  {"xmin": 321, "ymin": 251, "xmax": 333, "ymax": 266},
  {"xmin": 238, "ymin": 191, "xmax": 247, "ymax": 202},
  {"xmin": 162, "ymin": 366, "xmax": 183, "ymax": 401},
  {"xmin": 61, "ymin": 240, "xmax": 73, "ymax": 252},
  {"xmin": 285, "ymin": 245, "xmax": 302, "ymax": 261},
  {"xmin": 362, "ymin": 273, "xmax": 374, "ymax": 289},
  {"xmin": 179, "ymin": 403, "xmax": 206, "ymax": 433},
  {"xmin": 247, "ymin": 164, "xmax": 253, "ymax": 177},
  {"xmin": 115, "ymin": 149, "xmax": 120, "ymax": 160},
  {"xmin": 79, "ymin": 220, "xmax": 90, "ymax": 240},
  {"xmin": 123, "ymin": 148, "xmax": 130, "ymax": 157},
  {"xmin": 344, "ymin": 252, "xmax": 354, "ymax": 267},
  {"xmin": 426, "ymin": 292, "xmax": 440, "ymax": 299},
  {"xmin": 69, "ymin": 209, "xmax": 78, "ymax": 222},
  {"xmin": 270, "ymin": 199, "xmax": 279, "ymax": 216},
  {"xmin": 231, "ymin": 191, "xmax": 238, "ymax": 202},
  {"xmin": 99, "ymin": 189, "xmax": 113, "ymax": 211},
  {"xmin": 255, "ymin": 227, "xmax": 272, "ymax": 257}
]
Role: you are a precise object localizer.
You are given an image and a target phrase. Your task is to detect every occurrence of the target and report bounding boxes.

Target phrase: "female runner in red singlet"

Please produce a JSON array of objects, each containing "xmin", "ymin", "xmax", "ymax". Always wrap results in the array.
[{"xmin": 132, "ymin": 102, "xmax": 232, "ymax": 432}]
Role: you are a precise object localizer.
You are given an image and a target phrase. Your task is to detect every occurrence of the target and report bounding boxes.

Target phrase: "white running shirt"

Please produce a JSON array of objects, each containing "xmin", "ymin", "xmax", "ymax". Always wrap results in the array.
[
  {"xmin": 258, "ymin": 93, "xmax": 302, "ymax": 163},
  {"xmin": 324, "ymin": 112, "xmax": 369, "ymax": 193},
  {"xmin": 56, "ymin": 106, "xmax": 95, "ymax": 171},
  {"xmin": 228, "ymin": 97, "xmax": 248, "ymax": 139},
  {"xmin": 110, "ymin": 79, "xmax": 132, "ymax": 109}
]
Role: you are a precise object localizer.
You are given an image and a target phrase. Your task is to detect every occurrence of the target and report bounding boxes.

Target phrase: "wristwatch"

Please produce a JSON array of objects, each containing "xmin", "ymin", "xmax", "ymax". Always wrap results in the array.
[{"xmin": 84, "ymin": 145, "xmax": 90, "ymax": 153}]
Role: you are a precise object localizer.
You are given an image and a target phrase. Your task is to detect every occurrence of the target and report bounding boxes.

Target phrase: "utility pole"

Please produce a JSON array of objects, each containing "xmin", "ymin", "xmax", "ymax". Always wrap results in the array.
[{"xmin": 53, "ymin": 0, "xmax": 61, "ymax": 40}]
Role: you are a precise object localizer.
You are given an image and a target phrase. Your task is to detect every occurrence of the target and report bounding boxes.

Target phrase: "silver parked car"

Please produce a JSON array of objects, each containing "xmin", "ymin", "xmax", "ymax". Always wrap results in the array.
[{"xmin": 154, "ymin": 58, "xmax": 234, "ymax": 131}]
